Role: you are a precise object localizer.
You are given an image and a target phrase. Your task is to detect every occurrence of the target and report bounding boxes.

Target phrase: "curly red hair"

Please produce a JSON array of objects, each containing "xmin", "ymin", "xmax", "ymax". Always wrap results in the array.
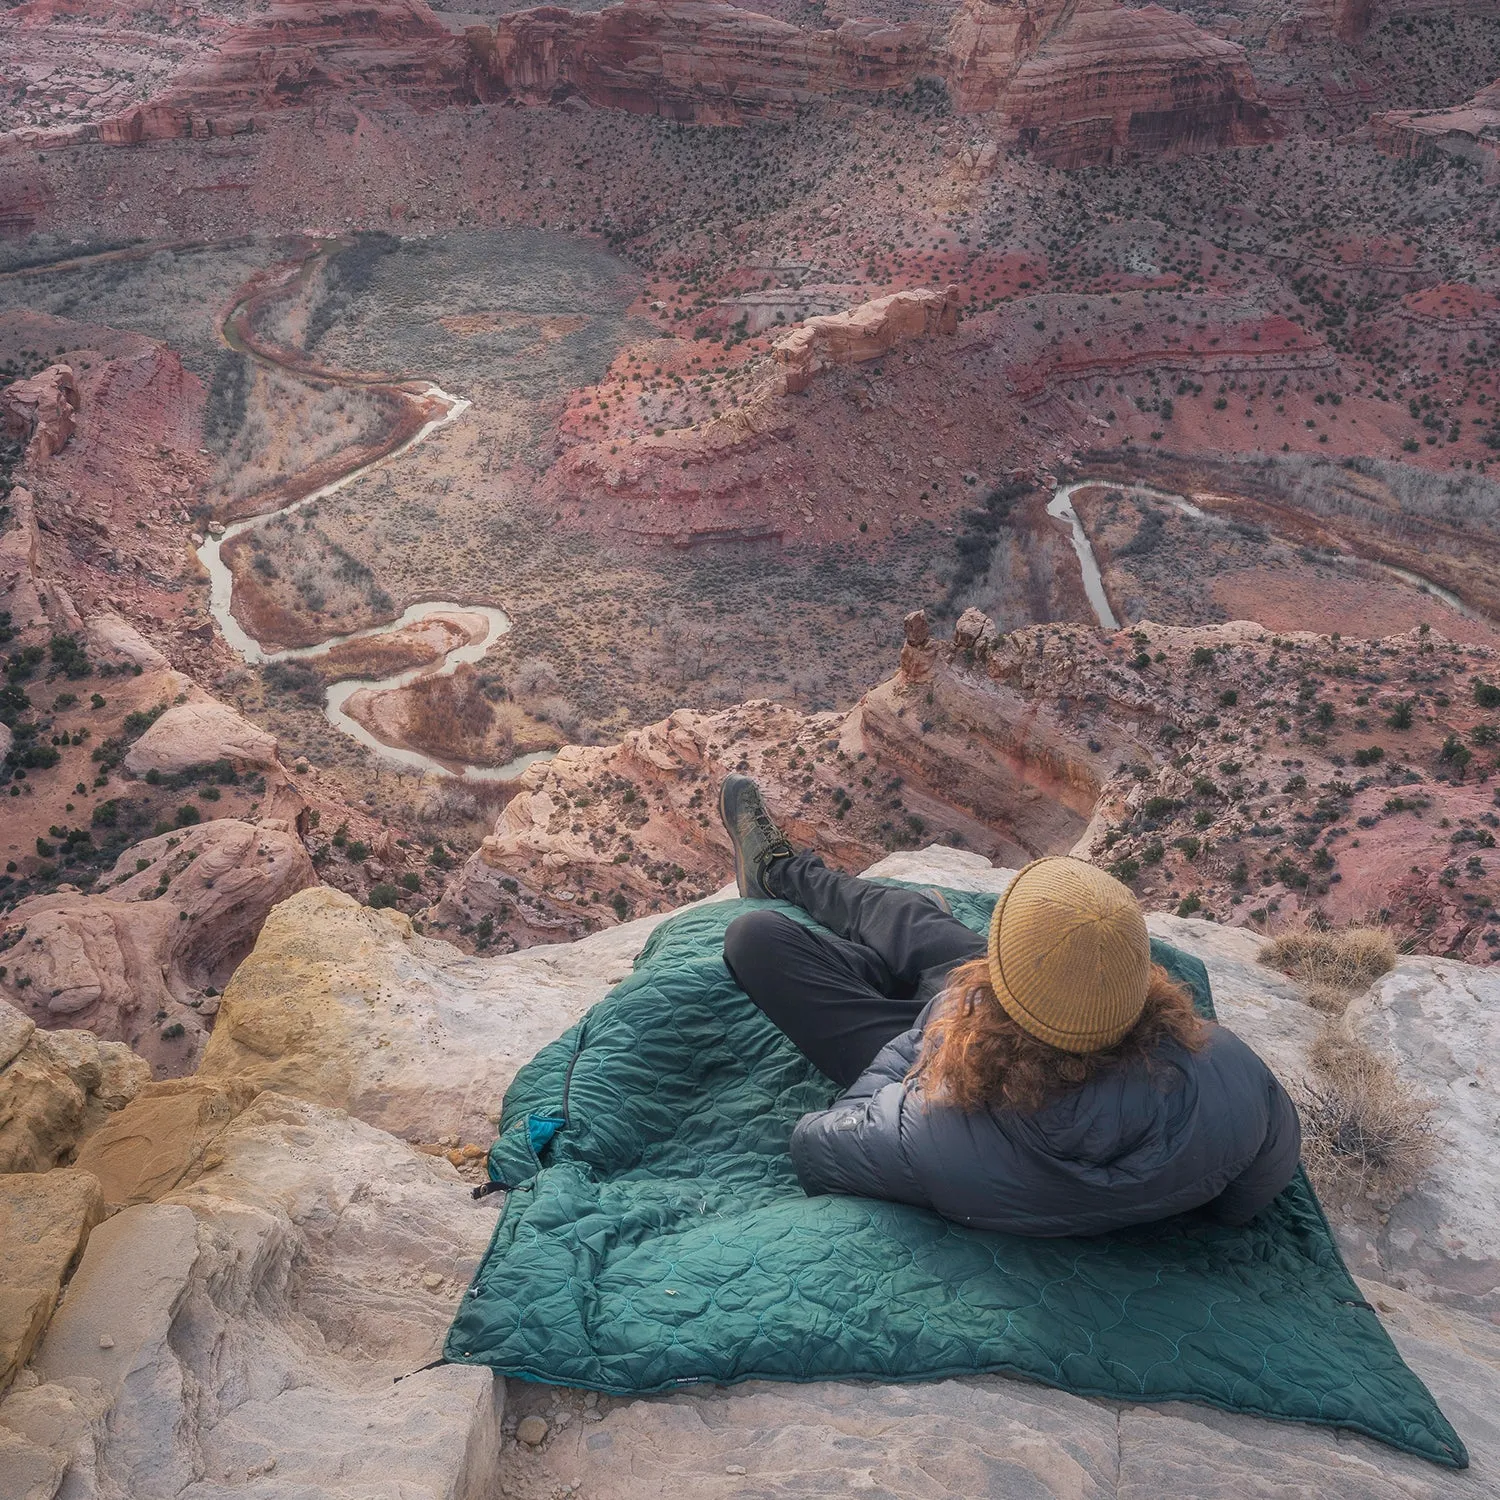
[{"xmin": 910, "ymin": 957, "xmax": 1207, "ymax": 1114}]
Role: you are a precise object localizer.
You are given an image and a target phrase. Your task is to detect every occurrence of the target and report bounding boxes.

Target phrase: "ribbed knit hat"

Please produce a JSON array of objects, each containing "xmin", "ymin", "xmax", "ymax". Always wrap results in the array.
[{"xmin": 986, "ymin": 856, "xmax": 1151, "ymax": 1054}]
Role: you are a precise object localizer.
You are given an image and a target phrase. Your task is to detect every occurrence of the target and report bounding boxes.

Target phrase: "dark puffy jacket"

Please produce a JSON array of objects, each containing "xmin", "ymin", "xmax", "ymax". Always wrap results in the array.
[{"xmin": 788, "ymin": 1004, "xmax": 1301, "ymax": 1237}]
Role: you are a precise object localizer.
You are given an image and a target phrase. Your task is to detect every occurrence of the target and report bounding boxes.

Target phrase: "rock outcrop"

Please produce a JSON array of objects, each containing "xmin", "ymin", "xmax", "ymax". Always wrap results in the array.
[
  {"xmin": 434, "ymin": 687, "xmax": 1051, "ymax": 949},
  {"xmin": 1373, "ymin": 78, "xmax": 1500, "ymax": 182},
  {"xmin": 7, "ymin": 0, "xmax": 474, "ymax": 150},
  {"xmin": 942, "ymin": 0, "xmax": 1277, "ymax": 165},
  {"xmin": 0, "ymin": 486, "xmax": 46, "ymax": 631},
  {"xmin": 4, "ymin": 1092, "xmax": 503, "ymax": 1500},
  {"xmin": 774, "ymin": 286, "xmax": 961, "ymax": 393},
  {"xmin": 470, "ymin": 0, "xmax": 931, "ymax": 124},
  {"xmin": 121, "ymin": 700, "xmax": 280, "ymax": 778},
  {"xmin": 198, "ymin": 884, "xmax": 682, "ymax": 1144},
  {"xmin": 6, "ymin": 847, "xmax": 1493, "ymax": 1498},
  {"xmin": 438, "ymin": 607, "xmax": 1500, "ymax": 970},
  {"xmin": 0, "ymin": 821, "xmax": 317, "ymax": 1078},
  {"xmin": 0, "ymin": 1170, "xmax": 102, "ymax": 1397},
  {"xmin": 0, "ymin": 365, "xmax": 78, "ymax": 465},
  {"xmin": 83, "ymin": 611, "xmax": 170, "ymax": 673},
  {"xmin": 982, "ymin": 0, "xmax": 1279, "ymax": 166},
  {"xmin": 0, "ymin": 1000, "xmax": 150, "ymax": 1174},
  {"xmin": 473, "ymin": 0, "xmax": 1273, "ymax": 162},
  {"xmin": 71, "ymin": 1076, "xmax": 260, "ymax": 1209}
]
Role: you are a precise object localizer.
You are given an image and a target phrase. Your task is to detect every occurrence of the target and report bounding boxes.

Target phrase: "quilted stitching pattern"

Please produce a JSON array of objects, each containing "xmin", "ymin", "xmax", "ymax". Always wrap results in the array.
[{"xmin": 446, "ymin": 889, "xmax": 1467, "ymax": 1470}]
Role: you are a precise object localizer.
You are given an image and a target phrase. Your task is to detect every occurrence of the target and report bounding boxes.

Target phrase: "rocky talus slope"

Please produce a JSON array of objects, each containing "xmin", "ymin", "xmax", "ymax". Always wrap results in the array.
[{"xmin": 2, "ymin": 846, "xmax": 1497, "ymax": 1498}]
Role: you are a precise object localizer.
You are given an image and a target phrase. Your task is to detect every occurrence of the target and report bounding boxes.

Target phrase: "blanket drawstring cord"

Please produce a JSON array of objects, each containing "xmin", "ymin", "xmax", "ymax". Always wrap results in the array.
[
  {"xmin": 394, "ymin": 1357, "xmax": 450, "ymax": 1384},
  {"xmin": 471, "ymin": 1180, "xmax": 504, "ymax": 1200}
]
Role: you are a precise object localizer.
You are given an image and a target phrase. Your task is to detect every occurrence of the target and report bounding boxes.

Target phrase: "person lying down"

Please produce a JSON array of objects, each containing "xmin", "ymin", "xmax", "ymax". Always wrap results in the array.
[{"xmin": 717, "ymin": 775, "xmax": 1302, "ymax": 1238}]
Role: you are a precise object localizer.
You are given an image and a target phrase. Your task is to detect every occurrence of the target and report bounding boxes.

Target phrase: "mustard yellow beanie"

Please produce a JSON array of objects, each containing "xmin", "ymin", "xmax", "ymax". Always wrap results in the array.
[{"xmin": 986, "ymin": 856, "xmax": 1151, "ymax": 1053}]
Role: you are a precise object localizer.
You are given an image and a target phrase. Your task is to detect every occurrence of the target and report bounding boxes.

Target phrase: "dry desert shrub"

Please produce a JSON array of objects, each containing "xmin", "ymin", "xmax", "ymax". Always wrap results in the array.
[
  {"xmin": 1298, "ymin": 1026, "xmax": 1438, "ymax": 1209},
  {"xmin": 403, "ymin": 667, "xmax": 505, "ymax": 761},
  {"xmin": 1260, "ymin": 925, "xmax": 1397, "ymax": 1014}
]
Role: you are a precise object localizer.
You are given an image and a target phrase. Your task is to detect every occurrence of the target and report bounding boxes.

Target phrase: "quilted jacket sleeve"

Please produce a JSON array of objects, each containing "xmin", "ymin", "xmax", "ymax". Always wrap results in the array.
[
  {"xmin": 1206, "ymin": 1069, "xmax": 1304, "ymax": 1226},
  {"xmin": 787, "ymin": 1026, "xmax": 931, "ymax": 1209}
]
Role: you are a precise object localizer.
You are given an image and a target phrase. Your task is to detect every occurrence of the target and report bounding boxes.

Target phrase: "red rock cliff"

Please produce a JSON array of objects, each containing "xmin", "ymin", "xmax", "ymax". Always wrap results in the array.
[
  {"xmin": 1372, "ymin": 78, "xmax": 1500, "ymax": 182},
  {"xmin": 473, "ymin": 0, "xmax": 1273, "ymax": 163},
  {"xmin": 468, "ymin": 0, "xmax": 931, "ymax": 123}
]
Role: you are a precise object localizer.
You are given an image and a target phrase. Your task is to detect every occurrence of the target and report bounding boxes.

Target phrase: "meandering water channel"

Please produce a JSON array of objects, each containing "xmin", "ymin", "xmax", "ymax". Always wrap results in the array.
[
  {"xmin": 198, "ymin": 268, "xmax": 553, "ymax": 781},
  {"xmin": 1050, "ymin": 479, "xmax": 1478, "ymax": 631}
]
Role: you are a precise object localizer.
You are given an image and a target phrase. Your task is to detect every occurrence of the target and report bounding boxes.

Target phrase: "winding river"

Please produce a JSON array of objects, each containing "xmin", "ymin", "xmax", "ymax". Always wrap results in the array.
[
  {"xmin": 1051, "ymin": 479, "xmax": 1479, "ymax": 631},
  {"xmin": 198, "ymin": 268, "xmax": 552, "ymax": 781}
]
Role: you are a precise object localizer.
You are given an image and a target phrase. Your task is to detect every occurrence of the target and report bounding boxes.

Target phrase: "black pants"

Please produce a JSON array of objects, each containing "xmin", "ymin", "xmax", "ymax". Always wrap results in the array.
[{"xmin": 722, "ymin": 852, "xmax": 985, "ymax": 1087}]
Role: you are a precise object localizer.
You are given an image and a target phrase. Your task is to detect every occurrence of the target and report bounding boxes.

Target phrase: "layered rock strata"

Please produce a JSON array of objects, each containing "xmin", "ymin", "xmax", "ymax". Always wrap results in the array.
[
  {"xmin": 986, "ymin": 0, "xmax": 1279, "ymax": 167},
  {"xmin": 1373, "ymin": 78, "xmax": 1500, "ymax": 182},
  {"xmin": 3, "ymin": 0, "xmax": 472, "ymax": 150},
  {"xmin": 468, "ymin": 0, "xmax": 930, "ymax": 123},
  {"xmin": 473, "ymin": 0, "xmax": 1274, "ymax": 163}
]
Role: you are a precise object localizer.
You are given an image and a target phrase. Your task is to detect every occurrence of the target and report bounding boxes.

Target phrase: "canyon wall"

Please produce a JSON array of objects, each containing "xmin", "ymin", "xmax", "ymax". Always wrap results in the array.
[
  {"xmin": 467, "ymin": 0, "xmax": 931, "ymax": 124},
  {"xmin": 472, "ymin": 0, "xmax": 1274, "ymax": 163},
  {"xmin": 986, "ymin": 0, "xmax": 1278, "ymax": 166},
  {"xmin": 5, "ymin": 0, "xmax": 472, "ymax": 149},
  {"xmin": 1372, "ymin": 78, "xmax": 1500, "ymax": 181}
]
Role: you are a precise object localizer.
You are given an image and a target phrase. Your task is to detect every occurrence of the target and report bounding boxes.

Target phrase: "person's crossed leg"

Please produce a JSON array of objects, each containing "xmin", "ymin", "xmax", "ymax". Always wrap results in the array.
[{"xmin": 719, "ymin": 777, "xmax": 983, "ymax": 1087}]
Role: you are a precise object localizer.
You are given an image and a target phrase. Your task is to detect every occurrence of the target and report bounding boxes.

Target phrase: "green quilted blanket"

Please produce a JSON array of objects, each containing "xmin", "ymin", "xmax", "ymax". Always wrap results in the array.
[{"xmin": 445, "ymin": 889, "xmax": 1467, "ymax": 1469}]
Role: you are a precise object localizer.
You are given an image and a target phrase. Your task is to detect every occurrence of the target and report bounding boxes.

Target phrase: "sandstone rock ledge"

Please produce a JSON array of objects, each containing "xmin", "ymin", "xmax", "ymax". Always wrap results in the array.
[{"xmin": 3, "ymin": 848, "xmax": 1498, "ymax": 1498}]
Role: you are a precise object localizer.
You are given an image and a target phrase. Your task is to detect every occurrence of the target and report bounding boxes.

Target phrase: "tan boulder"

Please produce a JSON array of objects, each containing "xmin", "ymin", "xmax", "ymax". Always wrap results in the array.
[
  {"xmin": 199, "ymin": 883, "xmax": 691, "ymax": 1143},
  {"xmin": 122, "ymin": 700, "xmax": 279, "ymax": 777},
  {"xmin": 0, "ymin": 820, "xmax": 316, "ymax": 1078},
  {"xmin": 0, "ymin": 364, "xmax": 79, "ymax": 464},
  {"xmin": 0, "ymin": 1169, "xmax": 103, "ymax": 1396},
  {"xmin": 84, "ymin": 611, "xmax": 170, "ymax": 672},
  {"xmin": 0, "ymin": 999, "xmax": 150, "ymax": 1174},
  {"xmin": 74, "ymin": 1076, "xmax": 260, "ymax": 1208},
  {"xmin": 774, "ymin": 287, "xmax": 960, "ymax": 394}
]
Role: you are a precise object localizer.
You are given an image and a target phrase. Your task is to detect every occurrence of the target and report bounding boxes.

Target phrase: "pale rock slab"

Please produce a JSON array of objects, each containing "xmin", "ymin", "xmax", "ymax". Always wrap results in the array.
[
  {"xmin": 0, "ymin": 998, "xmax": 151, "ymax": 1173},
  {"xmin": 122, "ymin": 700, "xmax": 279, "ymax": 777},
  {"xmin": 514, "ymin": 1378, "xmax": 1119, "ymax": 1500},
  {"xmin": 84, "ymin": 611, "xmax": 169, "ymax": 672},
  {"xmin": 199, "ymin": 884, "xmax": 709, "ymax": 1144},
  {"xmin": 35, "ymin": 1201, "xmax": 201, "ymax": 1497},
  {"xmin": 1347, "ymin": 959, "xmax": 1500, "ymax": 1315},
  {"xmin": 0, "ymin": 1169, "xmax": 102, "ymax": 1396},
  {"xmin": 5, "ymin": 1092, "xmax": 504, "ymax": 1500}
]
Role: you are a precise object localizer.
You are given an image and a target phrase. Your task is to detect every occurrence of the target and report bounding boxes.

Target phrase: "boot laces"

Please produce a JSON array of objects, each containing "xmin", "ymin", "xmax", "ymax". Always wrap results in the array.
[{"xmin": 753, "ymin": 803, "xmax": 791, "ymax": 855}]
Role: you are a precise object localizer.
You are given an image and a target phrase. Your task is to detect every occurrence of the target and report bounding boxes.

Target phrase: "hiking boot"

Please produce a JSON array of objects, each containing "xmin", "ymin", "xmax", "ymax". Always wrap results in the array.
[{"xmin": 718, "ymin": 775, "xmax": 793, "ymax": 898}]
